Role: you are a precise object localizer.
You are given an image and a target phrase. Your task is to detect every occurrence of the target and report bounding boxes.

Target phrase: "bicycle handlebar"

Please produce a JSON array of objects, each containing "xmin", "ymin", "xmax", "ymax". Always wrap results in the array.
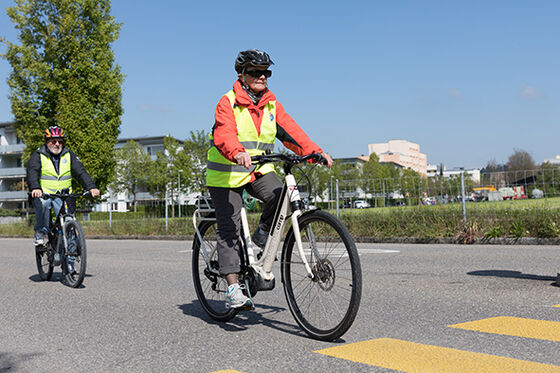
[
  {"xmin": 250, "ymin": 152, "xmax": 326, "ymax": 166},
  {"xmin": 31, "ymin": 191, "xmax": 92, "ymax": 200}
]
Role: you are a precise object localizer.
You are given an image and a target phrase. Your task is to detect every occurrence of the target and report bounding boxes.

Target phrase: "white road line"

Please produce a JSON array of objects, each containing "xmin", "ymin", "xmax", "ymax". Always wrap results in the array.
[{"xmin": 360, "ymin": 249, "xmax": 400, "ymax": 254}]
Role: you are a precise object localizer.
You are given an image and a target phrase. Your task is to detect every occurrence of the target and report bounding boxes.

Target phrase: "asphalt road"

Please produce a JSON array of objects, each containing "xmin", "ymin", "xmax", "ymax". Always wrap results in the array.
[{"xmin": 1, "ymin": 238, "xmax": 559, "ymax": 372}]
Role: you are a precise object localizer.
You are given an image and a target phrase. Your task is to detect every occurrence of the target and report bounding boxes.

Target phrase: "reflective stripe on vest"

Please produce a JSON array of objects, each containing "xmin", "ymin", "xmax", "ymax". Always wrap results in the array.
[
  {"xmin": 39, "ymin": 152, "xmax": 72, "ymax": 193},
  {"xmin": 206, "ymin": 90, "xmax": 276, "ymax": 188},
  {"xmin": 209, "ymin": 140, "xmax": 274, "ymax": 152}
]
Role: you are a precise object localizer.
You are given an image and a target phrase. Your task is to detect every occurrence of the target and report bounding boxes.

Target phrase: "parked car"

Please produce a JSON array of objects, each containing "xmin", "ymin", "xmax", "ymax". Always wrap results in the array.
[{"xmin": 353, "ymin": 200, "xmax": 371, "ymax": 209}]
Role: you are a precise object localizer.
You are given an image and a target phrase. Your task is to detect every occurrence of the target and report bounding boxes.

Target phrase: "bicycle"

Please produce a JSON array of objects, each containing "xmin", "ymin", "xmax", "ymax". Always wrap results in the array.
[
  {"xmin": 192, "ymin": 153, "xmax": 362, "ymax": 341},
  {"xmin": 34, "ymin": 191, "xmax": 90, "ymax": 288}
]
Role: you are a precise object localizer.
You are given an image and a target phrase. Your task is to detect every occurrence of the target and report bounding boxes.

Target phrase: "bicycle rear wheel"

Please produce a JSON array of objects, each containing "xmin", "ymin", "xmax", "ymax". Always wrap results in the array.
[
  {"xmin": 62, "ymin": 220, "xmax": 87, "ymax": 288},
  {"xmin": 281, "ymin": 210, "xmax": 362, "ymax": 341},
  {"xmin": 192, "ymin": 220, "xmax": 238, "ymax": 322},
  {"xmin": 35, "ymin": 243, "xmax": 54, "ymax": 281}
]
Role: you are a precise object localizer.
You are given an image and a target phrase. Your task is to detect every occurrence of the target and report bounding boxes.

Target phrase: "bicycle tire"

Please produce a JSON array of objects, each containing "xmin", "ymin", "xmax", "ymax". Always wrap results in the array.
[
  {"xmin": 192, "ymin": 220, "xmax": 238, "ymax": 322},
  {"xmin": 281, "ymin": 209, "xmax": 362, "ymax": 341},
  {"xmin": 35, "ymin": 243, "xmax": 54, "ymax": 281},
  {"xmin": 62, "ymin": 220, "xmax": 87, "ymax": 288}
]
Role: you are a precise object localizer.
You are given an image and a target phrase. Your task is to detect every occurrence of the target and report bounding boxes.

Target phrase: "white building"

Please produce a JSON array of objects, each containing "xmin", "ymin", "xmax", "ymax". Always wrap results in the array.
[
  {"xmin": 0, "ymin": 123, "xmax": 195, "ymax": 212},
  {"xmin": 544, "ymin": 155, "xmax": 560, "ymax": 165},
  {"xmin": 98, "ymin": 136, "xmax": 191, "ymax": 213},
  {"xmin": 427, "ymin": 164, "xmax": 481, "ymax": 184},
  {"xmin": 368, "ymin": 140, "xmax": 428, "ymax": 176},
  {"xmin": 0, "ymin": 122, "xmax": 26, "ymax": 209}
]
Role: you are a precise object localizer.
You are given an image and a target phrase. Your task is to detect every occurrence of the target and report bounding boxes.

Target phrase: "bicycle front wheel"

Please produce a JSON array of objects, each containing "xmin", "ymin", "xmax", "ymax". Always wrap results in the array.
[
  {"xmin": 281, "ymin": 210, "xmax": 362, "ymax": 341},
  {"xmin": 62, "ymin": 220, "xmax": 87, "ymax": 288},
  {"xmin": 192, "ymin": 220, "xmax": 238, "ymax": 322},
  {"xmin": 36, "ymin": 243, "xmax": 54, "ymax": 281}
]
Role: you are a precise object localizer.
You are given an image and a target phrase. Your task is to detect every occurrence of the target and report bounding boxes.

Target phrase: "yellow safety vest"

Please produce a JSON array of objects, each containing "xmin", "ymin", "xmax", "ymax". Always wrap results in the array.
[
  {"xmin": 40, "ymin": 152, "xmax": 72, "ymax": 193},
  {"xmin": 206, "ymin": 90, "xmax": 276, "ymax": 188}
]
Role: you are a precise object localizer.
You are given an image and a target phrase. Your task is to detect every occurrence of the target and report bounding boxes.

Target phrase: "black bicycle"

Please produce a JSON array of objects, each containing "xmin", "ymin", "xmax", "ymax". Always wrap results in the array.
[{"xmin": 34, "ymin": 191, "xmax": 90, "ymax": 288}]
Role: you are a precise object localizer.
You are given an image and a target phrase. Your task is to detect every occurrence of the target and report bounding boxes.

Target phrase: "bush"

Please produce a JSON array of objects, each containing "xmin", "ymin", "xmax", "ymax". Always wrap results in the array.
[{"xmin": 0, "ymin": 208, "xmax": 20, "ymax": 217}]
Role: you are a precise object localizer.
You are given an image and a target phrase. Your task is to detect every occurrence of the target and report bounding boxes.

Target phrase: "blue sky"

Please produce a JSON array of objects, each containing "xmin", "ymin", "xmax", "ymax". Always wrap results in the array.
[{"xmin": 1, "ymin": 0, "xmax": 558, "ymax": 169}]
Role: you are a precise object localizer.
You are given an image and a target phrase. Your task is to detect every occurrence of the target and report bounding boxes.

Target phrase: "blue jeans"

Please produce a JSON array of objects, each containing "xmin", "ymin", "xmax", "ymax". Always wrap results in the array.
[{"xmin": 33, "ymin": 197, "xmax": 63, "ymax": 234}]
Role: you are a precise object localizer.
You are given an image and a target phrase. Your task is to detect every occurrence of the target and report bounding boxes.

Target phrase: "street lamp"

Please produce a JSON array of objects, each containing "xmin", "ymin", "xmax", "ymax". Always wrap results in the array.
[{"xmin": 178, "ymin": 170, "xmax": 183, "ymax": 218}]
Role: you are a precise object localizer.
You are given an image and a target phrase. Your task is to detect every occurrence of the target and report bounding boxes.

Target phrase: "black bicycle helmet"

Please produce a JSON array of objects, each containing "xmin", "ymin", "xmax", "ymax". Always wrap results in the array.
[{"xmin": 234, "ymin": 49, "xmax": 274, "ymax": 73}]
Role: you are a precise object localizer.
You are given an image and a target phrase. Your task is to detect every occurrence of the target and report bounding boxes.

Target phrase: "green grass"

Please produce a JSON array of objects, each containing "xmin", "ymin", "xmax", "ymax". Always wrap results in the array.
[{"xmin": 1, "ymin": 197, "xmax": 558, "ymax": 240}]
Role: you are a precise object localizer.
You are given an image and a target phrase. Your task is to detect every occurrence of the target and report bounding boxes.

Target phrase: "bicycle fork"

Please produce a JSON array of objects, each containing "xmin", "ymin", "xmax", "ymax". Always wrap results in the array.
[{"xmin": 285, "ymin": 175, "xmax": 315, "ymax": 279}]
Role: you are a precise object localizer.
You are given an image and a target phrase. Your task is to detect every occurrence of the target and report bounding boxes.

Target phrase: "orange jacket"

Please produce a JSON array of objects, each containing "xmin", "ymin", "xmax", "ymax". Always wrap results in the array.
[{"xmin": 212, "ymin": 80, "xmax": 323, "ymax": 165}]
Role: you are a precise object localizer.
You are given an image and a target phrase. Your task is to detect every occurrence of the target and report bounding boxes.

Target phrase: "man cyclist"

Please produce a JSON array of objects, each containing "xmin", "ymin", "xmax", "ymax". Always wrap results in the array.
[
  {"xmin": 206, "ymin": 49, "xmax": 333, "ymax": 309},
  {"xmin": 27, "ymin": 126, "xmax": 100, "ymax": 270}
]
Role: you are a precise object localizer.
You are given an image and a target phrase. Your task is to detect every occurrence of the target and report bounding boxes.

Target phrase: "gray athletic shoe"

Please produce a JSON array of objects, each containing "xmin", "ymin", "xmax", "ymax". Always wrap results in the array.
[
  {"xmin": 225, "ymin": 284, "xmax": 253, "ymax": 310},
  {"xmin": 33, "ymin": 232, "xmax": 48, "ymax": 246},
  {"xmin": 67, "ymin": 257, "xmax": 76, "ymax": 274}
]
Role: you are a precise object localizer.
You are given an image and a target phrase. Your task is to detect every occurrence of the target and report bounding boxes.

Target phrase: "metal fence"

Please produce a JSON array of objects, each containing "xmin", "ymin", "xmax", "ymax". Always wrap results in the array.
[{"xmin": 331, "ymin": 168, "xmax": 560, "ymax": 208}]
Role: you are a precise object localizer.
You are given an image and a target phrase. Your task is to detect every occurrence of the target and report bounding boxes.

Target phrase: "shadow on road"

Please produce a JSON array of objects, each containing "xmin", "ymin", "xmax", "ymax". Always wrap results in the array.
[
  {"xmin": 0, "ymin": 352, "xmax": 44, "ymax": 372},
  {"xmin": 28, "ymin": 273, "xmax": 93, "ymax": 288},
  {"xmin": 178, "ymin": 301, "xmax": 346, "ymax": 342},
  {"xmin": 467, "ymin": 269, "xmax": 556, "ymax": 282}
]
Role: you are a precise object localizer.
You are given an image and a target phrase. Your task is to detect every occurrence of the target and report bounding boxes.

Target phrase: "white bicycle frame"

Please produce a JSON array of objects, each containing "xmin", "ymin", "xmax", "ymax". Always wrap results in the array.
[{"xmin": 193, "ymin": 173, "xmax": 318, "ymax": 284}]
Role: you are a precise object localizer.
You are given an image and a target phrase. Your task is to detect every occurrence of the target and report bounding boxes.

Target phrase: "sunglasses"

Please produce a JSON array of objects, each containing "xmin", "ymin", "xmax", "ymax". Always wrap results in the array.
[
  {"xmin": 47, "ymin": 139, "xmax": 64, "ymax": 145},
  {"xmin": 244, "ymin": 70, "xmax": 272, "ymax": 78}
]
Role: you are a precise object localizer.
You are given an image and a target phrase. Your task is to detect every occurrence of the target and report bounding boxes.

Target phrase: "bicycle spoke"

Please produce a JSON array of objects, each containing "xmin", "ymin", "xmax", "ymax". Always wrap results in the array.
[{"xmin": 282, "ymin": 210, "xmax": 361, "ymax": 341}]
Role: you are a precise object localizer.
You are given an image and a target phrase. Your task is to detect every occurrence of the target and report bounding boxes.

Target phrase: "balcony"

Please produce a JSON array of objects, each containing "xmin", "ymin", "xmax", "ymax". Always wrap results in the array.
[
  {"xmin": 136, "ymin": 192, "xmax": 158, "ymax": 201},
  {"xmin": 0, "ymin": 144, "xmax": 25, "ymax": 154},
  {"xmin": 0, "ymin": 167, "xmax": 26, "ymax": 178},
  {"xmin": 0, "ymin": 190, "xmax": 27, "ymax": 201}
]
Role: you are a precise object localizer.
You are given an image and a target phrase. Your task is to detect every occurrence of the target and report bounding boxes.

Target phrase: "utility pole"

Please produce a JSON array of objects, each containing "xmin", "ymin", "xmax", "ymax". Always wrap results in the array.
[{"xmin": 460, "ymin": 168, "xmax": 466, "ymax": 224}]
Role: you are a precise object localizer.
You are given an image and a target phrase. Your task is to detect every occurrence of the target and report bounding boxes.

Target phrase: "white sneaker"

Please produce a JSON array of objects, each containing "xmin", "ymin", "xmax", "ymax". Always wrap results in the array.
[{"xmin": 225, "ymin": 284, "xmax": 253, "ymax": 310}]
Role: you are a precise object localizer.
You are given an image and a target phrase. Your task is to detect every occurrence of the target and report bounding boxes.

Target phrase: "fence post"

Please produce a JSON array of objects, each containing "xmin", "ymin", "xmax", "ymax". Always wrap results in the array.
[
  {"xmin": 109, "ymin": 196, "xmax": 112, "ymax": 228},
  {"xmin": 165, "ymin": 189, "xmax": 169, "ymax": 232},
  {"xmin": 330, "ymin": 176, "xmax": 334, "ymax": 210},
  {"xmin": 460, "ymin": 168, "xmax": 466, "ymax": 224},
  {"xmin": 336, "ymin": 179, "xmax": 340, "ymax": 217}
]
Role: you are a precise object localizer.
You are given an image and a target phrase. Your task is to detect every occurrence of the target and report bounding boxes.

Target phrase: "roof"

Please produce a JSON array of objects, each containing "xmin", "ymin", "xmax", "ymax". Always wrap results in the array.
[
  {"xmin": 116, "ymin": 136, "xmax": 184, "ymax": 146},
  {"xmin": 0, "ymin": 122, "xmax": 16, "ymax": 129}
]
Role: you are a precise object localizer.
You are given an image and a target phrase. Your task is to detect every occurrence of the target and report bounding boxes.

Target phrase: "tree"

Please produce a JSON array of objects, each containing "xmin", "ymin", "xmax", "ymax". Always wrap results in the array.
[
  {"xmin": 147, "ymin": 136, "xmax": 193, "ymax": 217},
  {"xmin": 361, "ymin": 153, "xmax": 388, "ymax": 195},
  {"xmin": 182, "ymin": 130, "xmax": 209, "ymax": 194},
  {"xmin": 482, "ymin": 159, "xmax": 506, "ymax": 173},
  {"xmin": 2, "ymin": 0, "xmax": 123, "ymax": 193},
  {"xmin": 506, "ymin": 149, "xmax": 536, "ymax": 172},
  {"xmin": 110, "ymin": 140, "xmax": 151, "ymax": 212}
]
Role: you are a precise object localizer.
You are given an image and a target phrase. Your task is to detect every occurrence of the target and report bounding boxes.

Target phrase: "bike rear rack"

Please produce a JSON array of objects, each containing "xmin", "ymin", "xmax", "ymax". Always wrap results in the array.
[{"xmin": 194, "ymin": 195, "xmax": 216, "ymax": 223}]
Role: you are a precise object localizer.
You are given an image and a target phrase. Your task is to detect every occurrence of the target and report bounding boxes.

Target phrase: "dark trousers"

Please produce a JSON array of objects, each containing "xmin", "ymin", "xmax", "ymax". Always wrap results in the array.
[{"xmin": 208, "ymin": 172, "xmax": 282, "ymax": 275}]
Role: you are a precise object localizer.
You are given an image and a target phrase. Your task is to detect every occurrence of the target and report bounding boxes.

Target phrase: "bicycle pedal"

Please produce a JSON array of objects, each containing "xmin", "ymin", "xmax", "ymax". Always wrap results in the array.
[{"xmin": 240, "ymin": 300, "xmax": 255, "ymax": 311}]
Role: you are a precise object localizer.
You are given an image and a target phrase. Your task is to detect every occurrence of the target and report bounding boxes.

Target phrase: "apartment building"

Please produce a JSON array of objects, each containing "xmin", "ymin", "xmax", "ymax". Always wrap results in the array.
[
  {"xmin": 98, "ymin": 136, "xmax": 186, "ymax": 212},
  {"xmin": 0, "ymin": 123, "xmax": 188, "ymax": 212},
  {"xmin": 0, "ymin": 122, "xmax": 26, "ymax": 209},
  {"xmin": 427, "ymin": 164, "xmax": 481, "ymax": 184},
  {"xmin": 544, "ymin": 155, "xmax": 560, "ymax": 165},
  {"xmin": 368, "ymin": 139, "xmax": 428, "ymax": 176}
]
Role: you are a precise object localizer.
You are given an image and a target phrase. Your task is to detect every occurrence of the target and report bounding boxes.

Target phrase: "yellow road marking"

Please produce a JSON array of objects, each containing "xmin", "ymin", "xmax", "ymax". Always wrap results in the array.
[
  {"xmin": 209, "ymin": 370, "xmax": 244, "ymax": 373},
  {"xmin": 449, "ymin": 316, "xmax": 560, "ymax": 342},
  {"xmin": 554, "ymin": 305, "xmax": 560, "ymax": 308},
  {"xmin": 315, "ymin": 338, "xmax": 560, "ymax": 372}
]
